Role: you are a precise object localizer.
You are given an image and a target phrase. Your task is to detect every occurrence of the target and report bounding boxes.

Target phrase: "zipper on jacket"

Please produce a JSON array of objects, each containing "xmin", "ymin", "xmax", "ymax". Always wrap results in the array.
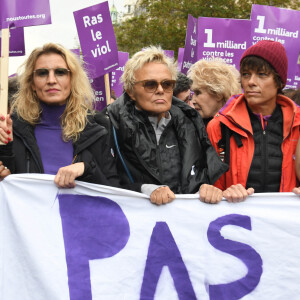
[
  {"xmin": 280, "ymin": 112, "xmax": 295, "ymax": 191},
  {"xmin": 72, "ymin": 155, "xmax": 78, "ymax": 164},
  {"xmin": 26, "ymin": 150, "xmax": 30, "ymax": 173},
  {"xmin": 13, "ymin": 131, "xmax": 43, "ymax": 173},
  {"xmin": 262, "ymin": 129, "xmax": 266, "ymax": 191},
  {"xmin": 150, "ymin": 124, "xmax": 162, "ymax": 182},
  {"xmin": 131, "ymin": 128, "xmax": 161, "ymax": 182},
  {"xmin": 157, "ymin": 119, "xmax": 175, "ymax": 183}
]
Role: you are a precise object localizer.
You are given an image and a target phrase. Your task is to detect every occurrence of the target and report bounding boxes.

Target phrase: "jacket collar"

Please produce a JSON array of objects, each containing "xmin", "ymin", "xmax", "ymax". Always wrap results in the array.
[
  {"xmin": 220, "ymin": 94, "xmax": 300, "ymax": 138},
  {"xmin": 73, "ymin": 113, "xmax": 107, "ymax": 154},
  {"xmin": 13, "ymin": 113, "xmax": 107, "ymax": 158}
]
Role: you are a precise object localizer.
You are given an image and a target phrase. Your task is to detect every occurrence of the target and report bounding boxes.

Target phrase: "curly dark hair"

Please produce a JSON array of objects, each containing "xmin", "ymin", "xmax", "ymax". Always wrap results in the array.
[{"xmin": 173, "ymin": 72, "xmax": 192, "ymax": 97}]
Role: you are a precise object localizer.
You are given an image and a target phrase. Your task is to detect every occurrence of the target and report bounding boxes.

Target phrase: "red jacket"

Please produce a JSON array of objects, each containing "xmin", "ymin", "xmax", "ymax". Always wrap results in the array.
[{"xmin": 207, "ymin": 94, "xmax": 300, "ymax": 192}]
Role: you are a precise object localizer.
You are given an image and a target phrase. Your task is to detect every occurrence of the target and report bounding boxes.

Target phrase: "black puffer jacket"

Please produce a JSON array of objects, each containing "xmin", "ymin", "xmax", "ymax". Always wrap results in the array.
[
  {"xmin": 0, "ymin": 113, "xmax": 121, "ymax": 187},
  {"xmin": 105, "ymin": 93, "xmax": 228, "ymax": 193}
]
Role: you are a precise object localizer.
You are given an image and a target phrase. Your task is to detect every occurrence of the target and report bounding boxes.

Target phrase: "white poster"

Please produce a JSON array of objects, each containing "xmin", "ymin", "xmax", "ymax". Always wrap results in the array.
[{"xmin": 1, "ymin": 174, "xmax": 300, "ymax": 300}]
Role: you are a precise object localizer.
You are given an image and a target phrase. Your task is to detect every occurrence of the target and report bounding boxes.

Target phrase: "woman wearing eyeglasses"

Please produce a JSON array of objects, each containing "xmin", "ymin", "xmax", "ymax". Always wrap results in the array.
[
  {"xmin": 0, "ymin": 43, "xmax": 120, "ymax": 188},
  {"xmin": 104, "ymin": 46, "xmax": 228, "ymax": 205}
]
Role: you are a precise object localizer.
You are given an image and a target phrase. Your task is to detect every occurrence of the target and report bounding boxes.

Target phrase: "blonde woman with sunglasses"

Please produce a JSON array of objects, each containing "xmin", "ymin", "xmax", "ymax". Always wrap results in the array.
[
  {"xmin": 103, "ymin": 46, "xmax": 228, "ymax": 205},
  {"xmin": 0, "ymin": 43, "xmax": 120, "ymax": 188}
]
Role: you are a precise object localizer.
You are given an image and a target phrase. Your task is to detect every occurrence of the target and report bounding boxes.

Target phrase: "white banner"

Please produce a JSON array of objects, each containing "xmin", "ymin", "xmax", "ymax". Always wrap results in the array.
[{"xmin": 1, "ymin": 174, "xmax": 300, "ymax": 300}]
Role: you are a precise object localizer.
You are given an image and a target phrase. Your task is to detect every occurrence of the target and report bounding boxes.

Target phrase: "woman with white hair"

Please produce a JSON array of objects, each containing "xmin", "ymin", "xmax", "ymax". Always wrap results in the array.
[
  {"xmin": 0, "ymin": 43, "xmax": 120, "ymax": 188},
  {"xmin": 104, "ymin": 46, "xmax": 228, "ymax": 205},
  {"xmin": 188, "ymin": 59, "xmax": 241, "ymax": 126}
]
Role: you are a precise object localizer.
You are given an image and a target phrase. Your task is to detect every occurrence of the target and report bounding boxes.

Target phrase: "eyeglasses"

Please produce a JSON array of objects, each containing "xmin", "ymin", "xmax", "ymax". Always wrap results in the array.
[
  {"xmin": 182, "ymin": 91, "xmax": 193, "ymax": 103},
  {"xmin": 134, "ymin": 79, "xmax": 176, "ymax": 93},
  {"xmin": 33, "ymin": 68, "xmax": 70, "ymax": 80}
]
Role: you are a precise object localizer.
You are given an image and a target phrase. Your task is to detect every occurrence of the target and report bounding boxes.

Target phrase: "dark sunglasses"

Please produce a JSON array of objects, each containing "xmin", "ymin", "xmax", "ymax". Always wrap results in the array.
[
  {"xmin": 134, "ymin": 79, "xmax": 176, "ymax": 93},
  {"xmin": 33, "ymin": 68, "xmax": 70, "ymax": 79}
]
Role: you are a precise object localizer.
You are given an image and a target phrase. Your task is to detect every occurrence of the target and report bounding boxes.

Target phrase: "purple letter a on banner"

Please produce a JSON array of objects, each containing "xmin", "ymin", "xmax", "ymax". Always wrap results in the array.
[
  {"xmin": 140, "ymin": 222, "xmax": 196, "ymax": 300},
  {"xmin": 59, "ymin": 194, "xmax": 130, "ymax": 300}
]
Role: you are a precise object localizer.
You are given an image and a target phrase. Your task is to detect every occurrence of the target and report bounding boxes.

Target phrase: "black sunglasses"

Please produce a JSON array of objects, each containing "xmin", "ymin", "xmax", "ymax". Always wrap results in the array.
[
  {"xmin": 134, "ymin": 79, "xmax": 176, "ymax": 93},
  {"xmin": 33, "ymin": 68, "xmax": 70, "ymax": 79}
]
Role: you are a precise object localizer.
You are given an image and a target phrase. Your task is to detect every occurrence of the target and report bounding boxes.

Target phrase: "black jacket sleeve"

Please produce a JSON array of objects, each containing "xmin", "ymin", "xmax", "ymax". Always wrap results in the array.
[{"xmin": 0, "ymin": 142, "xmax": 16, "ymax": 172}]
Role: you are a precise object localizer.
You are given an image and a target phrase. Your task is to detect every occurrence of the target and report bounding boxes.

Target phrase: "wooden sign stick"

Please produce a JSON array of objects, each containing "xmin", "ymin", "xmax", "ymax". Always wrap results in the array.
[
  {"xmin": 0, "ymin": 28, "xmax": 9, "ymax": 116},
  {"xmin": 104, "ymin": 73, "xmax": 111, "ymax": 106},
  {"xmin": 0, "ymin": 28, "xmax": 10, "ymax": 145}
]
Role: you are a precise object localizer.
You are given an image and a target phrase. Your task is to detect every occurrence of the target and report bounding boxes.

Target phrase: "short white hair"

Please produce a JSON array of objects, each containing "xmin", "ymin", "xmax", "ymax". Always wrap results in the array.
[{"xmin": 121, "ymin": 46, "xmax": 177, "ymax": 93}]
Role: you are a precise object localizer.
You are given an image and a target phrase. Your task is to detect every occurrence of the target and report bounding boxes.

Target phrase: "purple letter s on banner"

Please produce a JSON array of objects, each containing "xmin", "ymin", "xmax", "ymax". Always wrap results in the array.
[
  {"xmin": 207, "ymin": 214, "xmax": 263, "ymax": 300},
  {"xmin": 58, "ymin": 194, "xmax": 130, "ymax": 300},
  {"xmin": 140, "ymin": 222, "xmax": 197, "ymax": 300}
]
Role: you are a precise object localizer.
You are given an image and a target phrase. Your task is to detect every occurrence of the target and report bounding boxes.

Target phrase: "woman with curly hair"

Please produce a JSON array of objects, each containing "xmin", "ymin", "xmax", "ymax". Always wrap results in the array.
[
  {"xmin": 188, "ymin": 59, "xmax": 241, "ymax": 126},
  {"xmin": 0, "ymin": 43, "xmax": 120, "ymax": 188}
]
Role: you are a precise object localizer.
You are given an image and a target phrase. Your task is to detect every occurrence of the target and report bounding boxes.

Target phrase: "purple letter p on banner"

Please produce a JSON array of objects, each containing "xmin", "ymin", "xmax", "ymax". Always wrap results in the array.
[{"xmin": 58, "ymin": 194, "xmax": 130, "ymax": 300}]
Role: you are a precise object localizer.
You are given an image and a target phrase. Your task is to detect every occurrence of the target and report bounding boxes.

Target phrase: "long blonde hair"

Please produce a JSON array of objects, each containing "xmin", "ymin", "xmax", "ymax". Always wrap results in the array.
[{"xmin": 11, "ymin": 43, "xmax": 94, "ymax": 141}]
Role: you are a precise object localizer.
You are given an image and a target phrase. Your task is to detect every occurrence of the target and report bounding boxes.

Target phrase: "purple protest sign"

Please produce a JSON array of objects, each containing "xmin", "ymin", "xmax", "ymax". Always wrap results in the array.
[
  {"xmin": 74, "ymin": 2, "xmax": 119, "ymax": 79},
  {"xmin": 1, "ymin": 0, "xmax": 51, "ymax": 29},
  {"xmin": 91, "ymin": 76, "xmax": 107, "ymax": 111},
  {"xmin": 70, "ymin": 49, "xmax": 80, "ymax": 58},
  {"xmin": 181, "ymin": 15, "xmax": 198, "ymax": 75},
  {"xmin": 0, "ymin": 27, "xmax": 24, "ymax": 56},
  {"xmin": 197, "ymin": 17, "xmax": 251, "ymax": 70},
  {"xmin": 164, "ymin": 50, "xmax": 174, "ymax": 58},
  {"xmin": 294, "ymin": 64, "xmax": 300, "ymax": 89},
  {"xmin": 177, "ymin": 47, "xmax": 184, "ymax": 71},
  {"xmin": 111, "ymin": 51, "xmax": 128, "ymax": 98},
  {"xmin": 250, "ymin": 5, "xmax": 300, "ymax": 89}
]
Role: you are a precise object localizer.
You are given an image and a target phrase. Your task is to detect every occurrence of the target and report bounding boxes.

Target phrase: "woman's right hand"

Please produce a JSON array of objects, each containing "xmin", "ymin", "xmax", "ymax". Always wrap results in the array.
[
  {"xmin": 150, "ymin": 186, "xmax": 175, "ymax": 205},
  {"xmin": 0, "ymin": 114, "xmax": 13, "ymax": 144}
]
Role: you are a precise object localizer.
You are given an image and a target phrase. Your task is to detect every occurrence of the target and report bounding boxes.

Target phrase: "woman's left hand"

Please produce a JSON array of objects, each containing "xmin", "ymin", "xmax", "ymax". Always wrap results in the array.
[
  {"xmin": 54, "ymin": 162, "xmax": 84, "ymax": 188},
  {"xmin": 199, "ymin": 184, "xmax": 223, "ymax": 204},
  {"xmin": 0, "ymin": 160, "xmax": 11, "ymax": 180},
  {"xmin": 292, "ymin": 187, "xmax": 300, "ymax": 195}
]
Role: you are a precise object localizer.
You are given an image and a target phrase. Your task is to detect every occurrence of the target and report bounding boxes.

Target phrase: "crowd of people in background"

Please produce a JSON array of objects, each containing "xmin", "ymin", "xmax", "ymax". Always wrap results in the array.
[{"xmin": 1, "ymin": 40, "xmax": 300, "ymax": 204}]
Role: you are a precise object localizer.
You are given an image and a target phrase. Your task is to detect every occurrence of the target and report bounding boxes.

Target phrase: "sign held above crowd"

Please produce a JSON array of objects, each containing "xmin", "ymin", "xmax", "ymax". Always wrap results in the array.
[
  {"xmin": 0, "ymin": 0, "xmax": 51, "ymax": 29},
  {"xmin": 73, "ymin": 1, "xmax": 119, "ymax": 79},
  {"xmin": 0, "ymin": 0, "xmax": 52, "ymax": 121},
  {"xmin": 181, "ymin": 4, "xmax": 300, "ymax": 89}
]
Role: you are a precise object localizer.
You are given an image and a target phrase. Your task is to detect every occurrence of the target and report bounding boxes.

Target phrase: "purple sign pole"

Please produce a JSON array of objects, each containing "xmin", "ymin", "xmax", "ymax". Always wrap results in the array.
[
  {"xmin": 73, "ymin": 2, "xmax": 119, "ymax": 79},
  {"xmin": 181, "ymin": 15, "xmax": 198, "ymax": 75},
  {"xmin": 111, "ymin": 51, "xmax": 129, "ymax": 98},
  {"xmin": 177, "ymin": 47, "xmax": 184, "ymax": 72},
  {"xmin": 197, "ymin": 17, "xmax": 251, "ymax": 70},
  {"xmin": 1, "ymin": 0, "xmax": 52, "ymax": 29},
  {"xmin": 91, "ymin": 76, "xmax": 107, "ymax": 111},
  {"xmin": 250, "ymin": 4, "xmax": 300, "ymax": 89},
  {"xmin": 0, "ymin": 27, "xmax": 24, "ymax": 56}
]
